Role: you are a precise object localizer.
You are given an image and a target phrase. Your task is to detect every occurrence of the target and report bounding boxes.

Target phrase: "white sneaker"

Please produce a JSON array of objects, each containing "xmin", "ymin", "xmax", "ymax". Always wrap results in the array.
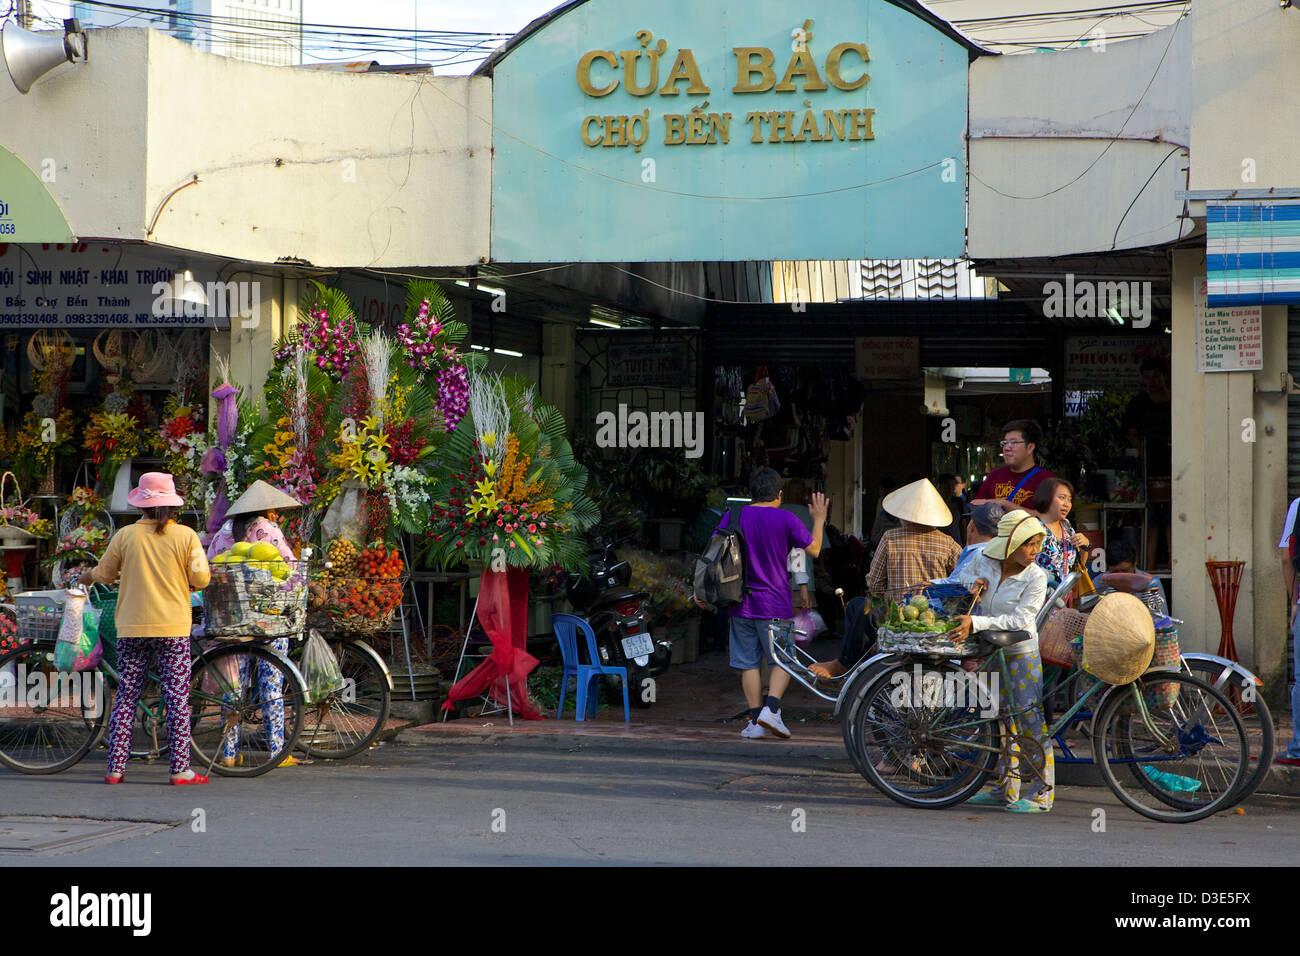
[
  {"xmin": 740, "ymin": 720, "xmax": 768, "ymax": 739},
  {"xmin": 757, "ymin": 706, "xmax": 791, "ymax": 739}
]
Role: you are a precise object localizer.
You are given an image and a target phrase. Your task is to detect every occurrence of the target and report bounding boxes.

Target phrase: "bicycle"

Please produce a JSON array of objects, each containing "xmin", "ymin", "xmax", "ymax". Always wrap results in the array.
[
  {"xmin": 769, "ymin": 579, "xmax": 1253, "ymax": 823},
  {"xmin": 0, "ymin": 593, "xmax": 308, "ymax": 777}
]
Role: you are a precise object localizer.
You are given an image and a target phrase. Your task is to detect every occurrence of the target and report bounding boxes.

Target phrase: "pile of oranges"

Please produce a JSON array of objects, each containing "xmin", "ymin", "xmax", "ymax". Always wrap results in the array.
[
  {"xmin": 359, "ymin": 546, "xmax": 403, "ymax": 580},
  {"xmin": 328, "ymin": 543, "xmax": 404, "ymax": 622}
]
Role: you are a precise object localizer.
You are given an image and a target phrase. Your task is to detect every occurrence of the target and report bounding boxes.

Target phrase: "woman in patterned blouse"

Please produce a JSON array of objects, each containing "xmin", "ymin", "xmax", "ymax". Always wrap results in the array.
[{"xmin": 1031, "ymin": 477, "xmax": 1090, "ymax": 586}]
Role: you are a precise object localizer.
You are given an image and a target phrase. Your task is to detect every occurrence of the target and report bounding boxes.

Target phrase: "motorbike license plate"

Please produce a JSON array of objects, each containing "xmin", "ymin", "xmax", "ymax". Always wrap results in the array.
[{"xmin": 621, "ymin": 633, "xmax": 654, "ymax": 659}]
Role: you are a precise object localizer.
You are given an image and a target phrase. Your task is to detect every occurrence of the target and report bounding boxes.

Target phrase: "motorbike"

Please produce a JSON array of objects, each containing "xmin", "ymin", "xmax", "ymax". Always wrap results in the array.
[{"xmin": 562, "ymin": 542, "xmax": 671, "ymax": 708}]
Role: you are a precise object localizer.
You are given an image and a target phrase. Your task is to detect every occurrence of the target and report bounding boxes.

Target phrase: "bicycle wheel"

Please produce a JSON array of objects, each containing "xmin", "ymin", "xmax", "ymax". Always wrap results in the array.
[
  {"xmin": 839, "ymin": 655, "xmax": 900, "ymax": 779},
  {"xmin": 0, "ymin": 642, "xmax": 109, "ymax": 774},
  {"xmin": 1182, "ymin": 657, "xmax": 1274, "ymax": 807},
  {"xmin": 189, "ymin": 643, "xmax": 305, "ymax": 777},
  {"xmin": 850, "ymin": 661, "xmax": 999, "ymax": 809},
  {"xmin": 299, "ymin": 639, "xmax": 391, "ymax": 759},
  {"xmin": 1094, "ymin": 672, "xmax": 1248, "ymax": 823}
]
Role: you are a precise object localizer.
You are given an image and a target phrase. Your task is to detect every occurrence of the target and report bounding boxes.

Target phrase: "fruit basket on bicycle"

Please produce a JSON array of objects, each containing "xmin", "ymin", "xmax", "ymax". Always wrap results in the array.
[
  {"xmin": 203, "ymin": 556, "xmax": 308, "ymax": 640},
  {"xmin": 874, "ymin": 583, "xmax": 983, "ymax": 658},
  {"xmin": 309, "ymin": 540, "xmax": 406, "ymax": 635}
]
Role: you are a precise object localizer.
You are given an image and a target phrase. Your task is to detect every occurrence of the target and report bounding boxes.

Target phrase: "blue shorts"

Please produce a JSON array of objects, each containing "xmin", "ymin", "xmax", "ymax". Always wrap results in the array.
[{"xmin": 729, "ymin": 616, "xmax": 789, "ymax": 670}]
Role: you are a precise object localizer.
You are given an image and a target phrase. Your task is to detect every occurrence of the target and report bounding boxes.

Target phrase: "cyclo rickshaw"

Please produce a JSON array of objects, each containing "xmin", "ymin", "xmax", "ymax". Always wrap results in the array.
[{"xmin": 768, "ymin": 570, "xmax": 1272, "ymax": 823}]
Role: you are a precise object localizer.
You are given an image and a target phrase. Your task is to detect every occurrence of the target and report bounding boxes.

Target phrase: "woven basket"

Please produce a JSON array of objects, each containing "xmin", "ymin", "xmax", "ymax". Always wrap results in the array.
[
  {"xmin": 1040, "ymin": 607, "xmax": 1089, "ymax": 669},
  {"xmin": 1142, "ymin": 620, "xmax": 1182, "ymax": 711},
  {"xmin": 203, "ymin": 559, "xmax": 308, "ymax": 640},
  {"xmin": 0, "ymin": 471, "xmax": 35, "ymax": 542},
  {"xmin": 321, "ymin": 574, "xmax": 405, "ymax": 634}
]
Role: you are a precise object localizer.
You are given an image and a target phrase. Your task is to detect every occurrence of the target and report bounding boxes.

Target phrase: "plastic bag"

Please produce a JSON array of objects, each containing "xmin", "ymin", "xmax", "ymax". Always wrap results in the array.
[
  {"xmin": 301, "ymin": 628, "xmax": 345, "ymax": 701},
  {"xmin": 56, "ymin": 588, "xmax": 103, "ymax": 672},
  {"xmin": 321, "ymin": 481, "xmax": 364, "ymax": 545},
  {"xmin": 792, "ymin": 608, "xmax": 826, "ymax": 646}
]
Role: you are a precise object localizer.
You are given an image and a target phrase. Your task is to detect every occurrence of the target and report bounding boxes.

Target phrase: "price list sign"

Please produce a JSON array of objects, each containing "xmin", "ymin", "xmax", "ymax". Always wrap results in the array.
[{"xmin": 1195, "ymin": 278, "xmax": 1262, "ymax": 372}]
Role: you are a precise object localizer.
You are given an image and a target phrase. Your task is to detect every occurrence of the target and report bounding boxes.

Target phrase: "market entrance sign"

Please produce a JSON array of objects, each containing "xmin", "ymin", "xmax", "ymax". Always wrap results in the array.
[
  {"xmin": 0, "ymin": 147, "xmax": 74, "ymax": 243},
  {"xmin": 487, "ymin": 0, "xmax": 971, "ymax": 262}
]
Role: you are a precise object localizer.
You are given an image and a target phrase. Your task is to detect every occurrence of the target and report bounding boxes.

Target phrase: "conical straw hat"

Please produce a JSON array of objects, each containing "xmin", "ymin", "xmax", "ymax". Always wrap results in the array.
[
  {"xmin": 1082, "ymin": 592, "xmax": 1156, "ymax": 685},
  {"xmin": 225, "ymin": 479, "xmax": 303, "ymax": 519},
  {"xmin": 882, "ymin": 478, "xmax": 953, "ymax": 527}
]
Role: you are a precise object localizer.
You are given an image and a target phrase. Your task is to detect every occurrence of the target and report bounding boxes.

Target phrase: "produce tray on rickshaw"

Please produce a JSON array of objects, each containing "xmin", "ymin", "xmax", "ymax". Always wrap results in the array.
[
  {"xmin": 203, "ymin": 556, "xmax": 308, "ymax": 640},
  {"xmin": 874, "ymin": 583, "xmax": 984, "ymax": 658}
]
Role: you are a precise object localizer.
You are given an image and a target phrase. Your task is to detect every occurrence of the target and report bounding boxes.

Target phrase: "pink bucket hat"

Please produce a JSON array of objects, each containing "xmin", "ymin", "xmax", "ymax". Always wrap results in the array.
[{"xmin": 126, "ymin": 472, "xmax": 185, "ymax": 508}]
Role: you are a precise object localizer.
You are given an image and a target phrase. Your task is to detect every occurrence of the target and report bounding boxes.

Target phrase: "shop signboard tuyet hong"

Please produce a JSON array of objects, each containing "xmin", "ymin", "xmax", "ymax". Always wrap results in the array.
[{"xmin": 486, "ymin": 0, "xmax": 973, "ymax": 263}]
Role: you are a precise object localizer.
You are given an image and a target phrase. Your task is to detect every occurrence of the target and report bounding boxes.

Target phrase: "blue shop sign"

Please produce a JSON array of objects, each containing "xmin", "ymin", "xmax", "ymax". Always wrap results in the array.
[{"xmin": 484, "ymin": 0, "xmax": 977, "ymax": 263}]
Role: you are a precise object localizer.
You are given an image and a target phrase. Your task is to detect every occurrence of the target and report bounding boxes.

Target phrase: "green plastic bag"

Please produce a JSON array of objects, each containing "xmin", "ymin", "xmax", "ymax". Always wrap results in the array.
[{"xmin": 56, "ymin": 603, "xmax": 103, "ymax": 672}]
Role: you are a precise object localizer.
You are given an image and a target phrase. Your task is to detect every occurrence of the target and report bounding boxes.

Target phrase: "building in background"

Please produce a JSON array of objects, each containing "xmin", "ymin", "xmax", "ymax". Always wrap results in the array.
[{"xmin": 70, "ymin": 0, "xmax": 302, "ymax": 64}]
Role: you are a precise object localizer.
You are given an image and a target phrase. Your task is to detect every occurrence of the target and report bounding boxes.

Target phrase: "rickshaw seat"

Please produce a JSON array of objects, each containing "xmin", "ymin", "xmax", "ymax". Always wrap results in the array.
[{"xmin": 1092, "ymin": 572, "xmax": 1155, "ymax": 593}]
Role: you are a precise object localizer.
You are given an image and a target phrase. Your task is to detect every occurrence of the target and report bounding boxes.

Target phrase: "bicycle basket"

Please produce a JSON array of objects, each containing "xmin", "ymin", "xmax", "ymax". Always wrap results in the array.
[
  {"xmin": 87, "ymin": 584, "xmax": 118, "ymax": 667},
  {"xmin": 203, "ymin": 559, "xmax": 308, "ymax": 640},
  {"xmin": 1143, "ymin": 618, "xmax": 1181, "ymax": 710},
  {"xmin": 874, "ymin": 584, "xmax": 982, "ymax": 658},
  {"xmin": 13, "ymin": 590, "xmax": 65, "ymax": 644}
]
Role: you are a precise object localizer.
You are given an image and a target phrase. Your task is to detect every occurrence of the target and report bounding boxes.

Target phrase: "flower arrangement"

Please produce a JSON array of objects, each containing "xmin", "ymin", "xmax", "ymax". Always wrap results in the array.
[
  {"xmin": 623, "ymin": 548, "xmax": 695, "ymax": 624},
  {"xmin": 13, "ymin": 408, "xmax": 76, "ymax": 486},
  {"xmin": 84, "ymin": 411, "xmax": 143, "ymax": 488},
  {"xmin": 395, "ymin": 282, "xmax": 470, "ymax": 426},
  {"xmin": 421, "ymin": 373, "xmax": 599, "ymax": 570},
  {"xmin": 275, "ymin": 283, "xmax": 361, "ymax": 381},
  {"xmin": 0, "ymin": 608, "xmax": 23, "ymax": 654},
  {"xmin": 0, "ymin": 503, "xmax": 52, "ymax": 538}
]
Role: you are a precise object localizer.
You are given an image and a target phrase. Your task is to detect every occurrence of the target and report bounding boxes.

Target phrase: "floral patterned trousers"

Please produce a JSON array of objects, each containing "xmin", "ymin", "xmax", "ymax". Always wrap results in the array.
[
  {"xmin": 106, "ymin": 636, "xmax": 192, "ymax": 776},
  {"xmin": 220, "ymin": 637, "xmax": 287, "ymax": 759},
  {"xmin": 990, "ymin": 649, "xmax": 1055, "ymax": 809}
]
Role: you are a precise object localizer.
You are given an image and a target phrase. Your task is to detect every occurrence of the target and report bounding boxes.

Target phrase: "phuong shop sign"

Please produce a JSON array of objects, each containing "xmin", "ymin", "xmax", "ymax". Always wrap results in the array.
[
  {"xmin": 488, "ymin": 0, "xmax": 969, "ymax": 263},
  {"xmin": 1063, "ymin": 336, "xmax": 1169, "ymax": 390}
]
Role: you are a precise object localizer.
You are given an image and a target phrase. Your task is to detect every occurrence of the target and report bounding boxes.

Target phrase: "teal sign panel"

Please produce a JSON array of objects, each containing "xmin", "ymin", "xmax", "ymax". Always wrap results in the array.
[{"xmin": 488, "ymin": 0, "xmax": 970, "ymax": 263}]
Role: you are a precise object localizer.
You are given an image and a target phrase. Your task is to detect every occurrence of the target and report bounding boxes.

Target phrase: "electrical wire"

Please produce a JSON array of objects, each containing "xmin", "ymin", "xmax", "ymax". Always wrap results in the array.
[
  {"xmin": 1110, "ymin": 145, "xmax": 1185, "ymax": 249},
  {"xmin": 968, "ymin": 0, "xmax": 1189, "ymax": 201}
]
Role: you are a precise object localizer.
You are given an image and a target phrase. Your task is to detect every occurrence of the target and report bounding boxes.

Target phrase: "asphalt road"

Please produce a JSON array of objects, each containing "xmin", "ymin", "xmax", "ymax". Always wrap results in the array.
[{"xmin": 1, "ymin": 737, "xmax": 1297, "ymax": 866}]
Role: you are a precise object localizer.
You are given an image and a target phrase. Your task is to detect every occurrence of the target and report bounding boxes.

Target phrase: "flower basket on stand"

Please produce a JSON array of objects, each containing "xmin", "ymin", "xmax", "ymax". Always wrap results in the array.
[{"xmin": 0, "ymin": 472, "xmax": 47, "ymax": 543}]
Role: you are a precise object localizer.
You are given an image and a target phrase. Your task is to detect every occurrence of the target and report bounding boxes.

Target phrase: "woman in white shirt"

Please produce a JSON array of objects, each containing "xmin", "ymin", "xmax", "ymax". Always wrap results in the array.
[{"xmin": 950, "ymin": 510, "xmax": 1054, "ymax": 813}]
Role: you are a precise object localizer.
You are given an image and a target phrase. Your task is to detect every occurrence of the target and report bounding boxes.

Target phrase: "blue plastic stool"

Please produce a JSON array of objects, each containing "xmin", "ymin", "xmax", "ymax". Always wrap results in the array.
[{"xmin": 551, "ymin": 613, "xmax": 630, "ymax": 722}]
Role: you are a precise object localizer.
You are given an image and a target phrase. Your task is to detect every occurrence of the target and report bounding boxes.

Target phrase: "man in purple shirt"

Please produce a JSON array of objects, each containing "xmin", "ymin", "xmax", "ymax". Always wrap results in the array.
[{"xmin": 703, "ymin": 467, "xmax": 827, "ymax": 739}]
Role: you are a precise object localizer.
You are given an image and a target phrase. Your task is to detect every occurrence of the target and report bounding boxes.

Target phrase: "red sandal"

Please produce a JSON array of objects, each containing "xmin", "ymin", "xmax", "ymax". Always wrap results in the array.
[
  {"xmin": 169, "ymin": 773, "xmax": 210, "ymax": 786},
  {"xmin": 104, "ymin": 774, "xmax": 124, "ymax": 785}
]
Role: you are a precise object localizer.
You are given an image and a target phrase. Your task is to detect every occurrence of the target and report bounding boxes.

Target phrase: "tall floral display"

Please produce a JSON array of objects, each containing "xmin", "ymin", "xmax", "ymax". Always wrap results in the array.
[
  {"xmin": 15, "ymin": 333, "xmax": 76, "ymax": 493},
  {"xmin": 422, "ymin": 373, "xmax": 599, "ymax": 719}
]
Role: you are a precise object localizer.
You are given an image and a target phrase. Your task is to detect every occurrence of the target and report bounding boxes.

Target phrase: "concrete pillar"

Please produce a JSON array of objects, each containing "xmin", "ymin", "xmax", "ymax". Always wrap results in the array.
[
  {"xmin": 224, "ymin": 270, "xmax": 284, "ymax": 406},
  {"xmin": 1170, "ymin": 250, "xmax": 1288, "ymax": 690},
  {"xmin": 540, "ymin": 322, "xmax": 575, "ymax": 427}
]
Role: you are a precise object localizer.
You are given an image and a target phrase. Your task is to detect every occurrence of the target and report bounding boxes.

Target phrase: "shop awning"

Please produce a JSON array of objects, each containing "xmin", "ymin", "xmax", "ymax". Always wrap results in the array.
[
  {"xmin": 0, "ymin": 146, "xmax": 74, "ymax": 242},
  {"xmin": 1207, "ymin": 200, "xmax": 1300, "ymax": 306}
]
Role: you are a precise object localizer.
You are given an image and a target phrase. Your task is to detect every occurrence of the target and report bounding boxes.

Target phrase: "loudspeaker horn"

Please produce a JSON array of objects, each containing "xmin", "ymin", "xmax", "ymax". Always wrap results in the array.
[{"xmin": 2, "ymin": 20, "xmax": 87, "ymax": 95}]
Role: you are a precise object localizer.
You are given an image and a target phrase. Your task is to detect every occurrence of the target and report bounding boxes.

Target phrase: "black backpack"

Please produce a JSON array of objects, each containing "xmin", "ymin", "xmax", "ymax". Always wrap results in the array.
[{"xmin": 694, "ymin": 522, "xmax": 748, "ymax": 607}]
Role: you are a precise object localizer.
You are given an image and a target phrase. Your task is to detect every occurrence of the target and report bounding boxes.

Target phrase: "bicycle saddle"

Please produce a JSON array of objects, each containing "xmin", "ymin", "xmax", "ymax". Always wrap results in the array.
[
  {"xmin": 978, "ymin": 629, "xmax": 1032, "ymax": 648},
  {"xmin": 1092, "ymin": 572, "xmax": 1155, "ymax": 593}
]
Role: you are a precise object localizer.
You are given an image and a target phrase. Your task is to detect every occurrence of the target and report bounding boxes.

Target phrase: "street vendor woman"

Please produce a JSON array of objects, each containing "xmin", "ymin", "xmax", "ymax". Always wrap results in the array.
[
  {"xmin": 810, "ymin": 478, "xmax": 961, "ymax": 679},
  {"xmin": 206, "ymin": 479, "xmax": 300, "ymax": 564},
  {"xmin": 205, "ymin": 479, "xmax": 303, "ymax": 769},
  {"xmin": 949, "ymin": 510, "xmax": 1053, "ymax": 813}
]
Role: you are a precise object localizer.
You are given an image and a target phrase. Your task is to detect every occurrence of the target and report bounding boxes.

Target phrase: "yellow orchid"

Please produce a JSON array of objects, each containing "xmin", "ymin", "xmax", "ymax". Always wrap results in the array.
[{"xmin": 481, "ymin": 432, "xmax": 496, "ymax": 449}]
